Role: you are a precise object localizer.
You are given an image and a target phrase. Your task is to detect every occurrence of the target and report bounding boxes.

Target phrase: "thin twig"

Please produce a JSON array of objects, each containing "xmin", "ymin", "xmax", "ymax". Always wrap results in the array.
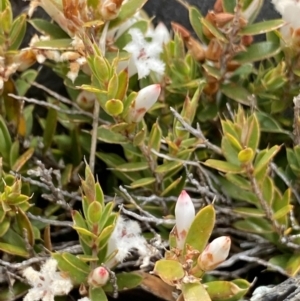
[
  {"xmin": 89, "ymin": 100, "xmax": 100, "ymax": 174},
  {"xmin": 10, "ymin": 171, "xmax": 82, "ymax": 201},
  {"xmin": 239, "ymin": 255, "xmax": 290, "ymax": 277},
  {"xmin": 293, "ymin": 94, "xmax": 300, "ymax": 145},
  {"xmin": 120, "ymin": 205, "xmax": 175, "ymax": 226},
  {"xmin": 170, "ymin": 107, "xmax": 223, "ymax": 155},
  {"xmin": 27, "ymin": 213, "xmax": 73, "ymax": 227},
  {"xmin": 0, "ymin": 257, "xmax": 47, "ymax": 270},
  {"xmin": 8, "ymin": 94, "xmax": 85, "ymax": 116}
]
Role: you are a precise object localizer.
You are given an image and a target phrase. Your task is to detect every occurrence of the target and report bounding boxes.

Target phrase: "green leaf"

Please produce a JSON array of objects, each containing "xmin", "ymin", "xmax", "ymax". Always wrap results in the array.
[
  {"xmin": 109, "ymin": 0, "xmax": 147, "ymax": 28},
  {"xmin": 103, "ymin": 272, "xmax": 143, "ymax": 292},
  {"xmin": 62, "ymin": 252, "xmax": 90, "ymax": 274},
  {"xmin": 87, "ymin": 201, "xmax": 102, "ymax": 224},
  {"xmin": 113, "ymin": 161, "xmax": 149, "ymax": 172},
  {"xmin": 28, "ymin": 19, "xmax": 69, "ymax": 38},
  {"xmin": 182, "ymin": 282, "xmax": 211, "ymax": 301},
  {"xmin": 72, "ymin": 211, "xmax": 88, "ymax": 229},
  {"xmin": 206, "ymin": 280, "xmax": 249, "ymax": 301},
  {"xmin": 155, "ymin": 161, "xmax": 183, "ymax": 174},
  {"xmin": 254, "ymin": 145, "xmax": 281, "ymax": 176},
  {"xmin": 73, "ymin": 227, "xmax": 97, "ymax": 239},
  {"xmin": 189, "ymin": 6, "xmax": 205, "ymax": 42},
  {"xmin": 239, "ymin": 19, "xmax": 285, "ymax": 36},
  {"xmin": 15, "ymin": 69, "xmax": 38, "ymax": 96},
  {"xmin": 273, "ymin": 205, "xmax": 293, "ymax": 221},
  {"xmin": 15, "ymin": 208, "xmax": 34, "ymax": 246},
  {"xmin": 97, "ymin": 126, "xmax": 128, "ymax": 144},
  {"xmin": 115, "ymin": 68, "xmax": 129, "ymax": 101},
  {"xmin": 204, "ymin": 160, "xmax": 243, "ymax": 174},
  {"xmin": 218, "ymin": 177, "xmax": 258, "ymax": 205},
  {"xmin": 286, "ymin": 254, "xmax": 300, "ymax": 276},
  {"xmin": 105, "ymin": 99, "xmax": 124, "ymax": 116},
  {"xmin": 12, "ymin": 147, "xmax": 34, "ymax": 172},
  {"xmin": 0, "ymin": 217, "xmax": 10, "ymax": 237},
  {"xmin": 90, "ymin": 287, "xmax": 108, "ymax": 301},
  {"xmin": 43, "ymin": 107, "xmax": 57, "ymax": 153},
  {"xmin": 96, "ymin": 225, "xmax": 114, "ymax": 250},
  {"xmin": 262, "ymin": 176, "xmax": 274, "ymax": 206},
  {"xmin": 225, "ymin": 174, "xmax": 251, "ymax": 191},
  {"xmin": 0, "ymin": 242, "xmax": 28, "ymax": 257},
  {"xmin": 33, "ymin": 38, "xmax": 72, "ymax": 50},
  {"xmin": 221, "ymin": 83, "xmax": 253, "ymax": 105},
  {"xmin": 233, "ymin": 207, "xmax": 265, "ymax": 217},
  {"xmin": 245, "ymin": 114, "xmax": 260, "ymax": 152},
  {"xmin": 238, "ymin": 148, "xmax": 254, "ymax": 163},
  {"xmin": 95, "ymin": 182, "xmax": 105, "ymax": 207},
  {"xmin": 256, "ymin": 111, "xmax": 290, "ymax": 135},
  {"xmin": 233, "ymin": 42, "xmax": 281, "ymax": 64},
  {"xmin": 273, "ymin": 188, "xmax": 290, "ymax": 226},
  {"xmin": 9, "ymin": 13, "xmax": 26, "ymax": 50},
  {"xmin": 52, "ymin": 253, "xmax": 89, "ymax": 285},
  {"xmin": 221, "ymin": 137, "xmax": 240, "ymax": 165},
  {"xmin": 99, "ymin": 203, "xmax": 116, "ymax": 231},
  {"xmin": 9, "ymin": 140, "xmax": 19, "ymax": 168},
  {"xmin": 222, "ymin": 0, "xmax": 235, "ymax": 13},
  {"xmin": 161, "ymin": 176, "xmax": 182, "ymax": 197},
  {"xmin": 185, "ymin": 205, "xmax": 215, "ymax": 253},
  {"xmin": 153, "ymin": 259, "xmax": 185, "ymax": 285},
  {"xmin": 234, "ymin": 217, "xmax": 273, "ymax": 234},
  {"xmin": 130, "ymin": 177, "xmax": 156, "ymax": 188},
  {"xmin": 0, "ymin": 281, "xmax": 29, "ymax": 301},
  {"xmin": 133, "ymin": 128, "xmax": 146, "ymax": 146},
  {"xmin": 0, "ymin": 115, "xmax": 12, "ymax": 161}
]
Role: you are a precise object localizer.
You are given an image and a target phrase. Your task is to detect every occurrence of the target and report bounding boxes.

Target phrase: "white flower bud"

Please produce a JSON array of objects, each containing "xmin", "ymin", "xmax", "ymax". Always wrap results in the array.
[
  {"xmin": 127, "ymin": 84, "xmax": 161, "ymax": 123},
  {"xmin": 153, "ymin": 22, "xmax": 170, "ymax": 45},
  {"xmin": 76, "ymin": 91, "xmax": 95, "ymax": 110},
  {"xmin": 175, "ymin": 190, "xmax": 195, "ymax": 249},
  {"xmin": 197, "ymin": 236, "xmax": 231, "ymax": 271},
  {"xmin": 88, "ymin": 266, "xmax": 109, "ymax": 287}
]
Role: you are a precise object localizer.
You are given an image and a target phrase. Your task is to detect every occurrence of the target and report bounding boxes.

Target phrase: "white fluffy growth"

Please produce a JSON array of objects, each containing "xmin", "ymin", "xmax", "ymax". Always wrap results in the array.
[{"xmin": 23, "ymin": 258, "xmax": 73, "ymax": 301}]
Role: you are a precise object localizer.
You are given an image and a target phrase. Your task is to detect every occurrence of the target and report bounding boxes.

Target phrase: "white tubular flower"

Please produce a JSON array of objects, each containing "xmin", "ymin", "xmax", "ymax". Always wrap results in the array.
[
  {"xmin": 175, "ymin": 190, "xmax": 195, "ymax": 249},
  {"xmin": 123, "ymin": 28, "xmax": 165, "ymax": 79},
  {"xmin": 272, "ymin": 0, "xmax": 300, "ymax": 27},
  {"xmin": 23, "ymin": 258, "xmax": 73, "ymax": 301},
  {"xmin": 272, "ymin": 0, "xmax": 300, "ymax": 42},
  {"xmin": 147, "ymin": 22, "xmax": 170, "ymax": 46},
  {"xmin": 88, "ymin": 266, "xmax": 110, "ymax": 287},
  {"xmin": 105, "ymin": 216, "xmax": 150, "ymax": 268},
  {"xmin": 126, "ymin": 84, "xmax": 161, "ymax": 123},
  {"xmin": 197, "ymin": 236, "xmax": 231, "ymax": 271}
]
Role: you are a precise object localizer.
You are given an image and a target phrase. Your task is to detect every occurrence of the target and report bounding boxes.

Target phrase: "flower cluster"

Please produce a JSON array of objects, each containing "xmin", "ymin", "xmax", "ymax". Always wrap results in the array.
[
  {"xmin": 123, "ymin": 24, "xmax": 169, "ymax": 79},
  {"xmin": 22, "ymin": 258, "xmax": 73, "ymax": 301},
  {"xmin": 175, "ymin": 190, "xmax": 231, "ymax": 270},
  {"xmin": 105, "ymin": 215, "xmax": 151, "ymax": 268}
]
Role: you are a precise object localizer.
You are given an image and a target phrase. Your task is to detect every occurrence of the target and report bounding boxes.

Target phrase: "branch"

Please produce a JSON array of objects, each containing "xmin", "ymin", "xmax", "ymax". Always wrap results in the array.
[{"xmin": 170, "ymin": 107, "xmax": 222, "ymax": 155}]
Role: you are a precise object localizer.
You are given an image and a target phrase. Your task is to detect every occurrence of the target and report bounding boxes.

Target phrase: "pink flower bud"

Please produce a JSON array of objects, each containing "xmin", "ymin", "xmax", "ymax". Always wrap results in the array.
[
  {"xmin": 88, "ymin": 266, "xmax": 109, "ymax": 287},
  {"xmin": 197, "ymin": 236, "xmax": 231, "ymax": 271},
  {"xmin": 175, "ymin": 190, "xmax": 195, "ymax": 249},
  {"xmin": 127, "ymin": 84, "xmax": 161, "ymax": 123}
]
